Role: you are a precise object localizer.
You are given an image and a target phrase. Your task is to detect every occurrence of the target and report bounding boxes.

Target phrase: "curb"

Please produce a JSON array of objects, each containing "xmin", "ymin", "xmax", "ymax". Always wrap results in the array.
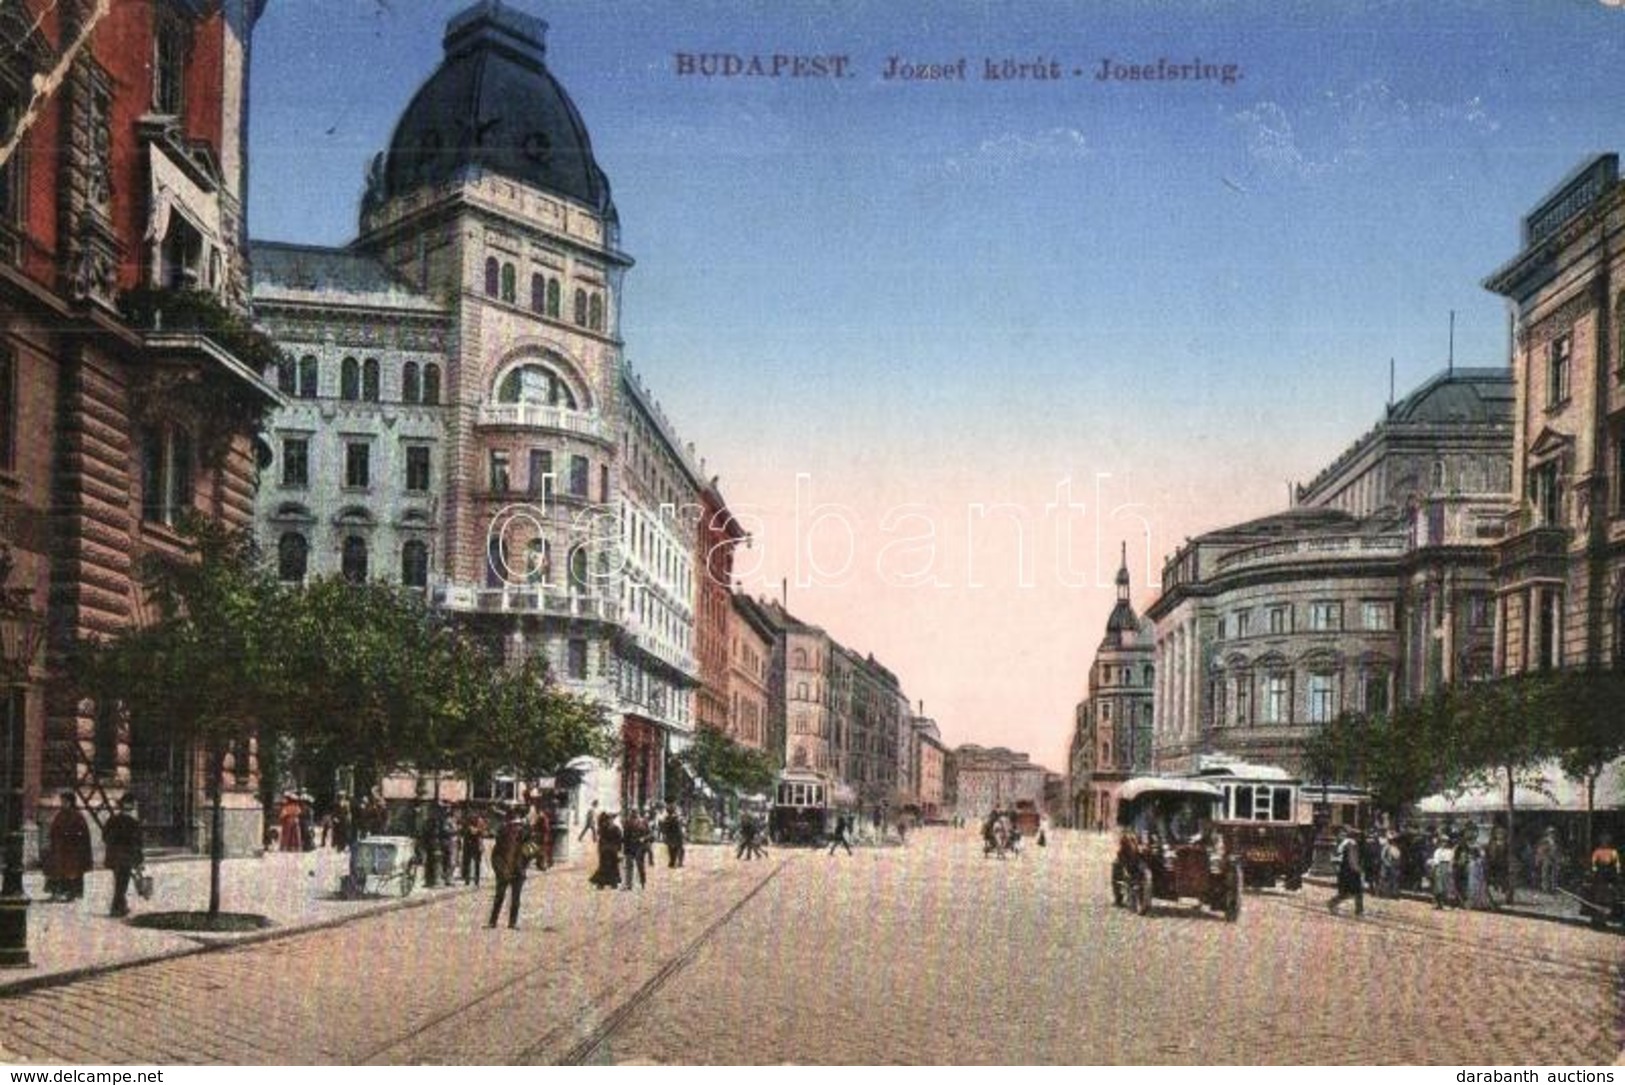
[
  {"xmin": 0, "ymin": 881, "xmax": 480, "ymax": 1000},
  {"xmin": 1302, "ymin": 875, "xmax": 1603, "ymax": 932}
]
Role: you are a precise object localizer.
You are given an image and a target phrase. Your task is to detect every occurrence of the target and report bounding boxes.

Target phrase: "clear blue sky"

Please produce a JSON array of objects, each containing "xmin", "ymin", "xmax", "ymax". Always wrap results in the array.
[{"xmin": 249, "ymin": 0, "xmax": 1625, "ymax": 770}]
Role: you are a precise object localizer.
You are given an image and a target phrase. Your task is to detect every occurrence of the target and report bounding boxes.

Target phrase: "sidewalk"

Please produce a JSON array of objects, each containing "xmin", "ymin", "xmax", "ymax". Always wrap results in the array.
[
  {"xmin": 0, "ymin": 847, "xmax": 490, "ymax": 997},
  {"xmin": 1304, "ymin": 873, "xmax": 1602, "ymax": 930}
]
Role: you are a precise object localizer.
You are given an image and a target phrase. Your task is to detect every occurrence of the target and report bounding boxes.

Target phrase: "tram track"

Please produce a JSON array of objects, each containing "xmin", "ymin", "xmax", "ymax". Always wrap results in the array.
[{"xmin": 350, "ymin": 855, "xmax": 790, "ymax": 1065}]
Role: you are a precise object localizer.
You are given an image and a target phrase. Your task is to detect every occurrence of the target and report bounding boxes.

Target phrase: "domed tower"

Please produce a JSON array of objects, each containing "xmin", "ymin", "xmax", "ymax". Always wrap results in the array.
[
  {"xmin": 360, "ymin": 0, "xmax": 630, "ymax": 701},
  {"xmin": 1076, "ymin": 543, "xmax": 1155, "ymax": 829}
]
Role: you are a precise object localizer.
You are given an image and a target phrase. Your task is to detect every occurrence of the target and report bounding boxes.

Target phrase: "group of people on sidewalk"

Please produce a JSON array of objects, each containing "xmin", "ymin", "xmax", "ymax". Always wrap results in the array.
[{"xmin": 42, "ymin": 792, "xmax": 145, "ymax": 918}]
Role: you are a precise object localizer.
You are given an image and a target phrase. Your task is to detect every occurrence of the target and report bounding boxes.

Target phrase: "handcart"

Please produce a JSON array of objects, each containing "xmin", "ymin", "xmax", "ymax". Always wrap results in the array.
[{"xmin": 339, "ymin": 835, "xmax": 420, "ymax": 899}]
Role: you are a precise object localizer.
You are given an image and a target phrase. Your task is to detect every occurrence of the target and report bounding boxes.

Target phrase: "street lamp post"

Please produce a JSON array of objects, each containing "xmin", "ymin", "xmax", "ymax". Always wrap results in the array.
[{"xmin": 0, "ymin": 546, "xmax": 44, "ymax": 968}]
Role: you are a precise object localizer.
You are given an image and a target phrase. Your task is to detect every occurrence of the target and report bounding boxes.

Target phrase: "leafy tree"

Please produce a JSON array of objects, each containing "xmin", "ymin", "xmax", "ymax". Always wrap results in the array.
[
  {"xmin": 71, "ymin": 517, "xmax": 291, "ymax": 919},
  {"xmin": 1548, "ymin": 670, "xmax": 1625, "ymax": 858},
  {"xmin": 461, "ymin": 651, "xmax": 616, "ymax": 788},
  {"xmin": 673, "ymin": 725, "xmax": 777, "ymax": 804},
  {"xmin": 1453, "ymin": 674, "xmax": 1559, "ymax": 904}
]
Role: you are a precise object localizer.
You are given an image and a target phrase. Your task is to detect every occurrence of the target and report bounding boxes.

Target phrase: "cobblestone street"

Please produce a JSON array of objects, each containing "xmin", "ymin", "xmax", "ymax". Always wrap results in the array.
[{"xmin": 0, "ymin": 830, "xmax": 1617, "ymax": 1065}]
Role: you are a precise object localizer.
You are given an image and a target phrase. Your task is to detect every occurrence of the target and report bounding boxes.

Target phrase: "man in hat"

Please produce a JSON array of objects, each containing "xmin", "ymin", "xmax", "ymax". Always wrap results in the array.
[
  {"xmin": 45, "ymin": 792, "xmax": 93, "ymax": 902},
  {"xmin": 658, "ymin": 803, "xmax": 685, "ymax": 869},
  {"xmin": 488, "ymin": 804, "xmax": 530, "ymax": 929},
  {"xmin": 102, "ymin": 795, "xmax": 144, "ymax": 918}
]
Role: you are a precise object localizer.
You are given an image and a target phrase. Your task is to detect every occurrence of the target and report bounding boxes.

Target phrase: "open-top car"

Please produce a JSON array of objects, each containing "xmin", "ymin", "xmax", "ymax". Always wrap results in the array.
[{"xmin": 1112, "ymin": 777, "xmax": 1242, "ymax": 921}]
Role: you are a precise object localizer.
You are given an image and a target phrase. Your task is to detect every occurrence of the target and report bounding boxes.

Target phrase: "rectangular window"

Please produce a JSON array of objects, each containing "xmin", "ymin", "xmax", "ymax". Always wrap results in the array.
[
  {"xmin": 1361, "ymin": 601, "xmax": 1393, "ymax": 631},
  {"xmin": 527, "ymin": 449, "xmax": 552, "ymax": 500},
  {"xmin": 1262, "ymin": 674, "xmax": 1289, "ymax": 724},
  {"xmin": 1234, "ymin": 610, "xmax": 1251, "ymax": 638},
  {"xmin": 1233, "ymin": 675, "xmax": 1251, "ymax": 726},
  {"xmin": 1306, "ymin": 673, "xmax": 1337, "ymax": 723},
  {"xmin": 600, "ymin": 463, "xmax": 610, "ymax": 504},
  {"xmin": 566, "ymin": 638, "xmax": 588, "ymax": 680},
  {"xmin": 281, "ymin": 438, "xmax": 308, "ymax": 488},
  {"xmin": 1267, "ymin": 605, "xmax": 1290, "ymax": 635},
  {"xmin": 154, "ymin": 18, "xmax": 186, "ymax": 116},
  {"xmin": 1548, "ymin": 333, "xmax": 1572, "ymax": 408},
  {"xmin": 1308, "ymin": 601, "xmax": 1342, "ymax": 632},
  {"xmin": 490, "ymin": 450, "xmax": 510, "ymax": 493},
  {"xmin": 1, "ymin": 687, "xmax": 22, "ymax": 799},
  {"xmin": 1531, "ymin": 461, "xmax": 1561, "ymax": 526},
  {"xmin": 0, "ymin": 92, "xmax": 17, "ymax": 235},
  {"xmin": 405, "ymin": 446, "xmax": 431, "ymax": 492},
  {"xmin": 141, "ymin": 424, "xmax": 193, "ymax": 526},
  {"xmin": 569, "ymin": 454, "xmax": 589, "ymax": 497},
  {"xmin": 0, "ymin": 347, "xmax": 14, "ymax": 472},
  {"xmin": 344, "ymin": 441, "xmax": 370, "ymax": 489},
  {"xmin": 1363, "ymin": 671, "xmax": 1389, "ymax": 716}
]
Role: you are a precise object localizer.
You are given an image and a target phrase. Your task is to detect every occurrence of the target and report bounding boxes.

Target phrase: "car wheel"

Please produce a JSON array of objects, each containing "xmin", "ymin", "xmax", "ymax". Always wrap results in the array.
[{"xmin": 1131, "ymin": 867, "xmax": 1152, "ymax": 916}]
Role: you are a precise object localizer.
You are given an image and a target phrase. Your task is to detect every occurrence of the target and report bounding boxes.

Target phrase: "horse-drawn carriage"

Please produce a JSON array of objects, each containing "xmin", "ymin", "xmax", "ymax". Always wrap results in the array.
[{"xmin": 1111, "ymin": 778, "xmax": 1242, "ymax": 921}]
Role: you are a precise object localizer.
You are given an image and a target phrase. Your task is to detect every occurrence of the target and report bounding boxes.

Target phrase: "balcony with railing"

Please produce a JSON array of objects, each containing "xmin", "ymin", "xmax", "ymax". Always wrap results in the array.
[
  {"xmin": 431, "ymin": 582, "xmax": 619, "ymax": 623},
  {"xmin": 1492, "ymin": 508, "xmax": 1570, "ymax": 581},
  {"xmin": 475, "ymin": 402, "xmax": 611, "ymax": 443}
]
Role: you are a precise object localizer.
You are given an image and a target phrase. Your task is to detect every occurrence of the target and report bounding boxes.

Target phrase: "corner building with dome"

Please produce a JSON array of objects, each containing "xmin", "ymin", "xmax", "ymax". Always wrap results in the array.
[{"xmin": 251, "ymin": 2, "xmax": 703, "ymax": 822}]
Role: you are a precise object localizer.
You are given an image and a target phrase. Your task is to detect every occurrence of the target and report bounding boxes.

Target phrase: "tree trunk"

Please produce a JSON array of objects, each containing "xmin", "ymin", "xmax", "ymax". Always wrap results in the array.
[
  {"xmin": 207, "ymin": 743, "xmax": 226, "ymax": 919},
  {"xmin": 1503, "ymin": 764, "xmax": 1516, "ymax": 906},
  {"xmin": 1584, "ymin": 772, "xmax": 1597, "ymax": 862}
]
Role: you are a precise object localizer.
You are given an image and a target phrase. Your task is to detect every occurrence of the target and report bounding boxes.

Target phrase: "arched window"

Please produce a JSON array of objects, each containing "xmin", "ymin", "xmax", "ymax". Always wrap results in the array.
[
  {"xmin": 484, "ymin": 256, "xmax": 499, "ymax": 297},
  {"xmin": 568, "ymin": 546, "xmax": 588, "ymax": 592},
  {"xmin": 401, "ymin": 361, "xmax": 421, "ymax": 404},
  {"xmin": 277, "ymin": 532, "xmax": 308, "ymax": 583},
  {"xmin": 589, "ymin": 293, "xmax": 604, "ymax": 332},
  {"xmin": 793, "ymin": 648, "xmax": 809, "ymax": 668},
  {"xmin": 573, "ymin": 288, "xmax": 587, "ymax": 326},
  {"xmin": 530, "ymin": 273, "xmax": 545, "ymax": 313},
  {"xmin": 297, "ymin": 355, "xmax": 318, "ymax": 399},
  {"xmin": 340, "ymin": 356, "xmax": 359, "ymax": 401},
  {"xmin": 526, "ymin": 539, "xmax": 549, "ymax": 584},
  {"xmin": 401, "ymin": 540, "xmax": 428, "ymax": 588},
  {"xmin": 362, "ymin": 357, "xmax": 380, "ymax": 402},
  {"xmin": 496, "ymin": 363, "xmax": 577, "ymax": 409},
  {"xmin": 341, "ymin": 536, "xmax": 368, "ymax": 583},
  {"xmin": 276, "ymin": 361, "xmax": 295, "ymax": 395},
  {"xmin": 546, "ymin": 278, "xmax": 560, "ymax": 318},
  {"xmin": 500, "ymin": 262, "xmax": 516, "ymax": 304},
  {"xmin": 422, "ymin": 364, "xmax": 441, "ymax": 405}
]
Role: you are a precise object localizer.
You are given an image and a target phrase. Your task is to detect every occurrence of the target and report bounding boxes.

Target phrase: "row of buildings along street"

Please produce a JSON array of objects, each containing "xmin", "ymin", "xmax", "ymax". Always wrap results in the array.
[
  {"xmin": 1066, "ymin": 157, "xmax": 1625, "ymax": 862},
  {"xmin": 0, "ymin": 0, "xmax": 1062, "ymax": 876}
]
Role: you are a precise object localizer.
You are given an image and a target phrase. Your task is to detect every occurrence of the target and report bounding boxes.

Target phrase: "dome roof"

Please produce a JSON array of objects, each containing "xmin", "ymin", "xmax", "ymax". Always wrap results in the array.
[{"xmin": 374, "ymin": 1, "xmax": 616, "ymax": 221}]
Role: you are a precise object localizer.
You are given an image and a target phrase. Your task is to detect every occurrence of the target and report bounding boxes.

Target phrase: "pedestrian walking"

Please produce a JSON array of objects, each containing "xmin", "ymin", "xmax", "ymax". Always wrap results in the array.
[
  {"xmin": 331, "ymin": 797, "xmax": 353, "ymax": 852},
  {"xmin": 1378, "ymin": 831, "xmax": 1402, "ymax": 899},
  {"xmin": 579, "ymin": 799, "xmax": 600, "ymax": 842},
  {"xmin": 528, "ymin": 795, "xmax": 552, "ymax": 872},
  {"xmin": 1328, "ymin": 825, "xmax": 1364, "ymax": 916},
  {"xmin": 459, "ymin": 804, "xmax": 488, "ymax": 887},
  {"xmin": 828, "ymin": 814, "xmax": 853, "ymax": 857},
  {"xmin": 44, "ymin": 792, "xmax": 92, "ymax": 902},
  {"xmin": 659, "ymin": 803, "xmax": 686, "ymax": 868},
  {"xmin": 278, "ymin": 792, "xmax": 304, "ymax": 852},
  {"xmin": 622, "ymin": 809, "xmax": 651, "ymax": 890},
  {"xmin": 1535, "ymin": 826, "xmax": 1560, "ymax": 893},
  {"xmin": 298, "ymin": 794, "xmax": 316, "ymax": 852},
  {"xmin": 101, "ymin": 795, "xmax": 144, "ymax": 918},
  {"xmin": 1430, "ymin": 832, "xmax": 1457, "ymax": 909},
  {"xmin": 590, "ymin": 812, "xmax": 622, "ymax": 889},
  {"xmin": 487, "ymin": 805, "xmax": 530, "ymax": 929},
  {"xmin": 1466, "ymin": 844, "xmax": 1492, "ymax": 910},
  {"xmin": 736, "ymin": 811, "xmax": 761, "ymax": 860}
]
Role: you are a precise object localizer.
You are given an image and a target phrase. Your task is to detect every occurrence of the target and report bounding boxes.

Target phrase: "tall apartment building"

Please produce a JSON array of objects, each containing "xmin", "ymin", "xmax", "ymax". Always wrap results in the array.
[{"xmin": 1, "ymin": 0, "xmax": 274, "ymax": 859}]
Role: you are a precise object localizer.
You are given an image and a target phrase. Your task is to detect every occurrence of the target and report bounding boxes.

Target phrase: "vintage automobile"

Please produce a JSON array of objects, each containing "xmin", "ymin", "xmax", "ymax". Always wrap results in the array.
[{"xmin": 1111, "ymin": 777, "xmax": 1242, "ymax": 921}]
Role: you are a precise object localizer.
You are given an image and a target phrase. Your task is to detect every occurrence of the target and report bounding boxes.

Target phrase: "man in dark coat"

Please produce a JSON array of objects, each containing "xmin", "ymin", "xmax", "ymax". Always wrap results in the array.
[
  {"xmin": 622, "ymin": 809, "xmax": 651, "ymax": 890},
  {"xmin": 46, "ymin": 792, "xmax": 93, "ymax": 902},
  {"xmin": 459, "ymin": 804, "xmax": 488, "ymax": 887},
  {"xmin": 102, "ymin": 795, "xmax": 144, "ymax": 918},
  {"xmin": 487, "ymin": 805, "xmax": 530, "ymax": 929},
  {"xmin": 659, "ymin": 803, "xmax": 685, "ymax": 868}
]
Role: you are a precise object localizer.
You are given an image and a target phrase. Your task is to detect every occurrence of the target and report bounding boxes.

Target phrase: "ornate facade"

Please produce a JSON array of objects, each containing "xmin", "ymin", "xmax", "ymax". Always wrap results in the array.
[
  {"xmin": 0, "ymin": 0, "xmax": 273, "ymax": 860},
  {"xmin": 1149, "ymin": 368, "xmax": 1512, "ymax": 777},
  {"xmin": 1484, "ymin": 154, "xmax": 1625, "ymax": 676}
]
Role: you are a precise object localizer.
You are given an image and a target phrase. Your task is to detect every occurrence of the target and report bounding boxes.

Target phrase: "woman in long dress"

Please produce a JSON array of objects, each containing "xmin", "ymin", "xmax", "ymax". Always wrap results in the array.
[
  {"xmin": 1466, "ymin": 845, "xmax": 1492, "ymax": 910},
  {"xmin": 590, "ymin": 812, "xmax": 622, "ymax": 889}
]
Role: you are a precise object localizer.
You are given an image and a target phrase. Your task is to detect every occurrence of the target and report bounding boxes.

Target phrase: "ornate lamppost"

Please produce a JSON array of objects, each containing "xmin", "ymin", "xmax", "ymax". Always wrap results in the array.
[{"xmin": 0, "ymin": 546, "xmax": 44, "ymax": 968}]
